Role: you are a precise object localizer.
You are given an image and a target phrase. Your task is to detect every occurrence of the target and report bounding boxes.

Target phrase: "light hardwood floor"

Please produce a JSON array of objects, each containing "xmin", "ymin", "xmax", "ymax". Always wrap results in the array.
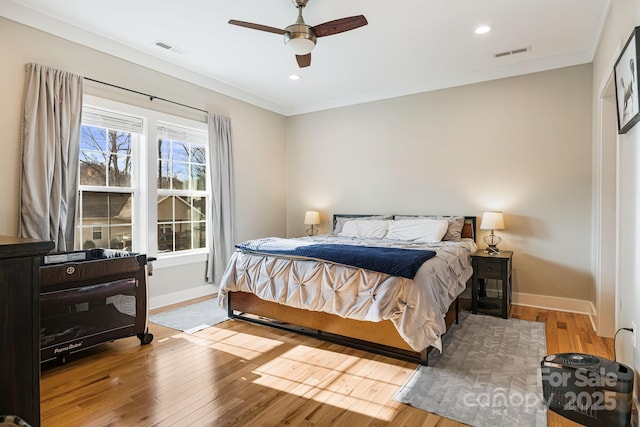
[{"xmin": 40, "ymin": 303, "xmax": 613, "ymax": 426}]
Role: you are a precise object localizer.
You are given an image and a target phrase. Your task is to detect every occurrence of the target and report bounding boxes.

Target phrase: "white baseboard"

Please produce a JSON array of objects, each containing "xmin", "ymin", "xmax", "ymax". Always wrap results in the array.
[
  {"xmin": 149, "ymin": 284, "xmax": 219, "ymax": 310},
  {"xmin": 512, "ymin": 292, "xmax": 596, "ymax": 331},
  {"xmin": 513, "ymin": 292, "xmax": 594, "ymax": 315},
  {"xmin": 483, "ymin": 291, "xmax": 597, "ymax": 330}
]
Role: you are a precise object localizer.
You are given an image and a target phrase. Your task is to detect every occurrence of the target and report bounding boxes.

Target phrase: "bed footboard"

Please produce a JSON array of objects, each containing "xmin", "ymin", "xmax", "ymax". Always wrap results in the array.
[{"xmin": 227, "ymin": 291, "xmax": 458, "ymax": 366}]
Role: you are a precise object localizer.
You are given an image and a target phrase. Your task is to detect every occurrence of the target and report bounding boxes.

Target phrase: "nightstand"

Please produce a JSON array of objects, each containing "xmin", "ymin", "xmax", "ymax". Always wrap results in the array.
[{"xmin": 471, "ymin": 250, "xmax": 513, "ymax": 319}]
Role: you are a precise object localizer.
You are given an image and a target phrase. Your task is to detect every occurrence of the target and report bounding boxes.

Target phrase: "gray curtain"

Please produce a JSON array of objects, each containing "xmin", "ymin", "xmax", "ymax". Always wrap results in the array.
[
  {"xmin": 19, "ymin": 63, "xmax": 83, "ymax": 252},
  {"xmin": 207, "ymin": 113, "xmax": 237, "ymax": 284}
]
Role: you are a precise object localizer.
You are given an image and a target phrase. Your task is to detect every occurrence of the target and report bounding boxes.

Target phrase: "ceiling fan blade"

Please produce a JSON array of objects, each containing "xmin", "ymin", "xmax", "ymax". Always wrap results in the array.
[
  {"xmin": 312, "ymin": 15, "xmax": 368, "ymax": 37},
  {"xmin": 228, "ymin": 20, "xmax": 287, "ymax": 35},
  {"xmin": 296, "ymin": 54, "xmax": 311, "ymax": 68}
]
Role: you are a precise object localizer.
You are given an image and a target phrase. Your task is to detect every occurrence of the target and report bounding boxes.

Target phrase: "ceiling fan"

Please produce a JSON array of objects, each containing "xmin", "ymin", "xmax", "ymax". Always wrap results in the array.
[{"xmin": 228, "ymin": 0, "xmax": 368, "ymax": 68}]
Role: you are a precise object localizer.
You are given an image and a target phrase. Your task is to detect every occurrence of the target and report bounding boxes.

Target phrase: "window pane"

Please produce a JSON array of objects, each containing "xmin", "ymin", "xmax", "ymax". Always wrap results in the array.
[
  {"xmin": 81, "ymin": 125, "xmax": 107, "ymax": 151},
  {"xmin": 108, "ymin": 130, "xmax": 132, "ymax": 154},
  {"xmin": 76, "ymin": 227, "xmax": 98, "ymax": 250},
  {"xmin": 110, "ymin": 193, "xmax": 132, "ymax": 221},
  {"xmin": 191, "ymin": 165, "xmax": 206, "ymax": 191},
  {"xmin": 157, "ymin": 196, "xmax": 173, "ymax": 222},
  {"xmin": 174, "ymin": 222, "xmax": 191, "ymax": 251},
  {"xmin": 75, "ymin": 223, "xmax": 132, "ymax": 250},
  {"xmin": 192, "ymin": 197, "xmax": 206, "ymax": 221},
  {"xmin": 81, "ymin": 192, "xmax": 108, "ymax": 219},
  {"xmin": 193, "ymin": 222, "xmax": 206, "ymax": 249},
  {"xmin": 157, "ymin": 224, "xmax": 173, "ymax": 252},
  {"xmin": 156, "ymin": 195, "xmax": 207, "ymax": 253},
  {"xmin": 80, "ymin": 125, "xmax": 134, "ymax": 188},
  {"xmin": 104, "ymin": 131, "xmax": 132, "ymax": 188},
  {"xmin": 108, "ymin": 154, "xmax": 132, "ymax": 187},
  {"xmin": 157, "ymin": 160, "xmax": 171, "ymax": 189},
  {"xmin": 172, "ymin": 141, "xmax": 189, "ymax": 162},
  {"xmin": 78, "ymin": 192, "xmax": 130, "ymax": 254},
  {"xmin": 172, "ymin": 162, "xmax": 189, "ymax": 190},
  {"xmin": 158, "ymin": 138, "xmax": 170, "ymax": 161},
  {"xmin": 191, "ymin": 146, "xmax": 206, "ymax": 164},
  {"xmin": 175, "ymin": 196, "xmax": 191, "ymax": 221},
  {"xmin": 107, "ymin": 225, "xmax": 132, "ymax": 250},
  {"xmin": 79, "ymin": 150, "xmax": 107, "ymax": 186},
  {"xmin": 80, "ymin": 191, "xmax": 132, "ymax": 223}
]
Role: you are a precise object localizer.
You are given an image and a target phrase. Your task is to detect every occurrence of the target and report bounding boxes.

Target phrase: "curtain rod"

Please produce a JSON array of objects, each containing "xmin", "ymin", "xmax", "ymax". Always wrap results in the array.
[{"xmin": 84, "ymin": 77, "xmax": 209, "ymax": 114}]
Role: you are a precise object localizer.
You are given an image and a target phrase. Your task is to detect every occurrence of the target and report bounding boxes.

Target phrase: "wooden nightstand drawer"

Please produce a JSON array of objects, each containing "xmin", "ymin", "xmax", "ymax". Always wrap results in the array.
[{"xmin": 476, "ymin": 260, "xmax": 503, "ymax": 279}]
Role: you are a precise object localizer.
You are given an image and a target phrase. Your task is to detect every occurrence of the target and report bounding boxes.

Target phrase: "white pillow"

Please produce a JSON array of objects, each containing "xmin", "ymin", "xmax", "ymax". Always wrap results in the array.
[
  {"xmin": 338, "ymin": 219, "xmax": 390, "ymax": 239},
  {"xmin": 386, "ymin": 218, "xmax": 448, "ymax": 243},
  {"xmin": 394, "ymin": 215, "xmax": 465, "ymax": 241},
  {"xmin": 333, "ymin": 215, "xmax": 392, "ymax": 234}
]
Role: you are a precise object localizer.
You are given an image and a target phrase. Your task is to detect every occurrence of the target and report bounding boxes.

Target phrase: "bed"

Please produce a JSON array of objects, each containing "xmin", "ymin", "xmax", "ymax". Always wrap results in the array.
[{"xmin": 218, "ymin": 214, "xmax": 477, "ymax": 365}]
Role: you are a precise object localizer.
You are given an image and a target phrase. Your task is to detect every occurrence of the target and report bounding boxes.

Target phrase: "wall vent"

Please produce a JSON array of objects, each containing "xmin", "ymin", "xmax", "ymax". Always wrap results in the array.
[
  {"xmin": 494, "ymin": 46, "xmax": 531, "ymax": 58},
  {"xmin": 154, "ymin": 40, "xmax": 186, "ymax": 54}
]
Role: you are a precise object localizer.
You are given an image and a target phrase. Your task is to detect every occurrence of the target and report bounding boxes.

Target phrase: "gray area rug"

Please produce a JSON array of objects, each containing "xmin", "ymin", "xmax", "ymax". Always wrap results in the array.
[
  {"xmin": 394, "ymin": 311, "xmax": 547, "ymax": 427},
  {"xmin": 149, "ymin": 298, "xmax": 229, "ymax": 333}
]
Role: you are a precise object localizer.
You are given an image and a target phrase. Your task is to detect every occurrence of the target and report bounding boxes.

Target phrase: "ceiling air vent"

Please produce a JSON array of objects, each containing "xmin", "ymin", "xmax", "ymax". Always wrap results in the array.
[
  {"xmin": 154, "ymin": 40, "xmax": 186, "ymax": 54},
  {"xmin": 494, "ymin": 46, "xmax": 531, "ymax": 58}
]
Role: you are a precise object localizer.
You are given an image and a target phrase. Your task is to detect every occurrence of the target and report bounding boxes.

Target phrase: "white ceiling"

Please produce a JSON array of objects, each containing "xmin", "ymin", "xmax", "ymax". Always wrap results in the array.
[{"xmin": 2, "ymin": 0, "xmax": 610, "ymax": 116}]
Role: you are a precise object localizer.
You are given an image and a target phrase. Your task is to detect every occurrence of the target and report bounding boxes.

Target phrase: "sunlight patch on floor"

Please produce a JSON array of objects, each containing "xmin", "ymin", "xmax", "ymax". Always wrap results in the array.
[
  {"xmin": 167, "ymin": 327, "xmax": 285, "ymax": 361},
  {"xmin": 248, "ymin": 344, "xmax": 408, "ymax": 421}
]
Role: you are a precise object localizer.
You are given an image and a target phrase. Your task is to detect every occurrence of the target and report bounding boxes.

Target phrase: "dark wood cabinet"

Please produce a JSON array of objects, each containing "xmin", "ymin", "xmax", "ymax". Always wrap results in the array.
[
  {"xmin": 471, "ymin": 250, "xmax": 513, "ymax": 319},
  {"xmin": 0, "ymin": 236, "xmax": 54, "ymax": 427}
]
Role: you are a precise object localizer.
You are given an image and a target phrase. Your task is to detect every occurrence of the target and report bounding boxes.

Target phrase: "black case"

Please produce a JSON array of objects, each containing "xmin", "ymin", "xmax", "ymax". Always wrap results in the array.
[{"xmin": 39, "ymin": 249, "xmax": 153, "ymax": 363}]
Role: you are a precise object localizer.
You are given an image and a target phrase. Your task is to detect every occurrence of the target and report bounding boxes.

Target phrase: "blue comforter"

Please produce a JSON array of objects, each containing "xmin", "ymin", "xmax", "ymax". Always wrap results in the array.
[{"xmin": 235, "ymin": 238, "xmax": 436, "ymax": 279}]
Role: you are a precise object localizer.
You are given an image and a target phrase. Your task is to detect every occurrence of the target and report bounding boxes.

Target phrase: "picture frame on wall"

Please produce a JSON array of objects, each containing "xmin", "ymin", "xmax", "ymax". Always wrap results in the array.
[{"xmin": 614, "ymin": 26, "xmax": 640, "ymax": 134}]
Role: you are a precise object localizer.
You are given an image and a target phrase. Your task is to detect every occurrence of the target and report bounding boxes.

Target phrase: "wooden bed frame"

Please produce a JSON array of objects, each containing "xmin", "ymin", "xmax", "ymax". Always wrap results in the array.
[{"xmin": 227, "ymin": 215, "xmax": 476, "ymax": 366}]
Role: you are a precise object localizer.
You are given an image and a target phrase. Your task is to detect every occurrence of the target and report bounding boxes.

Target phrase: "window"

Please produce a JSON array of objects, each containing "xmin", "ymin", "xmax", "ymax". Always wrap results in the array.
[
  {"xmin": 92, "ymin": 225, "xmax": 102, "ymax": 241},
  {"xmin": 76, "ymin": 98, "xmax": 210, "ymax": 259},
  {"xmin": 77, "ymin": 107, "xmax": 140, "ymax": 251},
  {"xmin": 156, "ymin": 123, "xmax": 208, "ymax": 253}
]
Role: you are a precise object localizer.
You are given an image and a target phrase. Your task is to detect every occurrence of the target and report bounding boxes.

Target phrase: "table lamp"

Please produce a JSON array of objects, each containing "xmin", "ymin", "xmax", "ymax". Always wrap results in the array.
[
  {"xmin": 480, "ymin": 211, "xmax": 505, "ymax": 254},
  {"xmin": 304, "ymin": 210, "xmax": 320, "ymax": 236}
]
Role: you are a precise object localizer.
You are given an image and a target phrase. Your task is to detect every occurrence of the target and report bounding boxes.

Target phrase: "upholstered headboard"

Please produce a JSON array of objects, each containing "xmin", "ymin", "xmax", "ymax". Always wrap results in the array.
[{"xmin": 332, "ymin": 214, "xmax": 477, "ymax": 242}]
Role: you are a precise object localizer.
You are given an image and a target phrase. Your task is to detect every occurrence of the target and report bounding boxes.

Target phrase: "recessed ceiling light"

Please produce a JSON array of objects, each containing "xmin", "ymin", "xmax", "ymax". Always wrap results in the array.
[
  {"xmin": 289, "ymin": 74, "xmax": 301, "ymax": 81},
  {"xmin": 475, "ymin": 25, "xmax": 493, "ymax": 35}
]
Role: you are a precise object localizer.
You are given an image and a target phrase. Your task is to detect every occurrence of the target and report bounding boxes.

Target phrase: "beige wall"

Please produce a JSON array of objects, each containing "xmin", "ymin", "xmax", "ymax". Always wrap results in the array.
[
  {"xmin": 0, "ymin": 17, "xmax": 287, "ymax": 302},
  {"xmin": 286, "ymin": 65, "xmax": 594, "ymax": 301},
  {"xmin": 0, "ymin": 14, "xmax": 615, "ymax": 313}
]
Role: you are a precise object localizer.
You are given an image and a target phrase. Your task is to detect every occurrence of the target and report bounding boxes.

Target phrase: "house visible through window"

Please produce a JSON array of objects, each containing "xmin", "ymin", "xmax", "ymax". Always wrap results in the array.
[{"xmin": 76, "ymin": 100, "xmax": 210, "ymax": 258}]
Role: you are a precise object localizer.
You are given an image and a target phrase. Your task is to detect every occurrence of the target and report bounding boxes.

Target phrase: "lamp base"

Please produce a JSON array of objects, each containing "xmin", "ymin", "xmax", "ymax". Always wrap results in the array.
[
  {"xmin": 484, "ymin": 245, "xmax": 500, "ymax": 255},
  {"xmin": 306, "ymin": 225, "xmax": 318, "ymax": 236},
  {"xmin": 483, "ymin": 232, "xmax": 502, "ymax": 255}
]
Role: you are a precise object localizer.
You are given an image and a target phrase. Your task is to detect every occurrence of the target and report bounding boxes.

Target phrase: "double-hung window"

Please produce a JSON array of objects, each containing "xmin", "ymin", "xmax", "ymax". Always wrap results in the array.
[
  {"xmin": 156, "ymin": 122, "xmax": 208, "ymax": 253},
  {"xmin": 77, "ymin": 106, "xmax": 140, "ymax": 251},
  {"xmin": 76, "ymin": 97, "xmax": 210, "ymax": 260}
]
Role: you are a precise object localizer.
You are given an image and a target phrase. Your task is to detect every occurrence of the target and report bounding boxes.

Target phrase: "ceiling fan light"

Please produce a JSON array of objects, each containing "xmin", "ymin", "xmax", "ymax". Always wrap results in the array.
[{"xmin": 286, "ymin": 37, "xmax": 315, "ymax": 55}]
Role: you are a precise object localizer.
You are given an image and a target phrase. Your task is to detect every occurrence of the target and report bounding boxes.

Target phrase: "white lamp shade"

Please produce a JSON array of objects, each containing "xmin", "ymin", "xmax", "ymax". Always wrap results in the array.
[
  {"xmin": 286, "ymin": 38, "xmax": 315, "ymax": 55},
  {"xmin": 304, "ymin": 210, "xmax": 320, "ymax": 225},
  {"xmin": 480, "ymin": 211, "xmax": 505, "ymax": 230}
]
